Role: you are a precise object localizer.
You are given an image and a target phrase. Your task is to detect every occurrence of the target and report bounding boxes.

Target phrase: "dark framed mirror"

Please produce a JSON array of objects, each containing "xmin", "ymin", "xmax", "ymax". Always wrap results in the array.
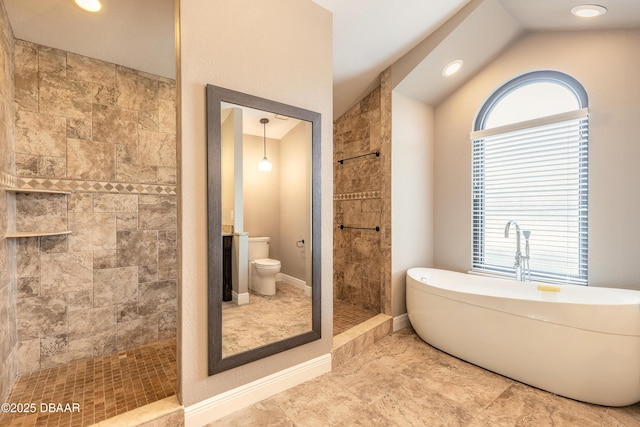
[{"xmin": 206, "ymin": 84, "xmax": 321, "ymax": 375}]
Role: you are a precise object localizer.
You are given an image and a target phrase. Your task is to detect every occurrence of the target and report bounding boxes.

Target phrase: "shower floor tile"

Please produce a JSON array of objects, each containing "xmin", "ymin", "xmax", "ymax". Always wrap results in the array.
[
  {"xmin": 0, "ymin": 338, "xmax": 176, "ymax": 427},
  {"xmin": 333, "ymin": 299, "xmax": 379, "ymax": 336}
]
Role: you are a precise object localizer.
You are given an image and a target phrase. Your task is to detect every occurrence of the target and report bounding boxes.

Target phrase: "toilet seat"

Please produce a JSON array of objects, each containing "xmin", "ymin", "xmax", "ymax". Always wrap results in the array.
[{"xmin": 254, "ymin": 258, "xmax": 281, "ymax": 268}]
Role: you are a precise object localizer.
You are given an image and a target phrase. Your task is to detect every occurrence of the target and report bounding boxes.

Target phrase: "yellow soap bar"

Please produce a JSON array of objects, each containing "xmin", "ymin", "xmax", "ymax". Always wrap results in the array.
[{"xmin": 537, "ymin": 285, "xmax": 561, "ymax": 292}]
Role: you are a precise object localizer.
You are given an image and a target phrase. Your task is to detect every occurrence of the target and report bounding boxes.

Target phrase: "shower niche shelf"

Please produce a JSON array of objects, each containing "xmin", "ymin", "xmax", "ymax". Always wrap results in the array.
[
  {"xmin": 5, "ymin": 230, "xmax": 72, "ymax": 238},
  {"xmin": 6, "ymin": 188, "xmax": 71, "ymax": 195},
  {"xmin": 4, "ymin": 187, "xmax": 72, "ymax": 239}
]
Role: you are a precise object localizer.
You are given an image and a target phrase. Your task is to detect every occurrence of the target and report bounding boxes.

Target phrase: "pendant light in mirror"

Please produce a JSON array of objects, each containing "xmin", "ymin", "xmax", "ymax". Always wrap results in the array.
[
  {"xmin": 258, "ymin": 118, "xmax": 272, "ymax": 172},
  {"xmin": 73, "ymin": 0, "xmax": 102, "ymax": 12}
]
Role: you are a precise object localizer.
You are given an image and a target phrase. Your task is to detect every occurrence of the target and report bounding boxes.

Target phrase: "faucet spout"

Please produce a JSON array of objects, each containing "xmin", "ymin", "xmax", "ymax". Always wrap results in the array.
[
  {"xmin": 504, "ymin": 220, "xmax": 521, "ymax": 255},
  {"xmin": 504, "ymin": 220, "xmax": 523, "ymax": 281}
]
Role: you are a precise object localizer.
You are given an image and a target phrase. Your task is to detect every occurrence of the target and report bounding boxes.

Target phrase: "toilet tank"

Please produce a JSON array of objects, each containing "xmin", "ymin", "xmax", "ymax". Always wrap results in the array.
[{"xmin": 248, "ymin": 236, "xmax": 270, "ymax": 260}]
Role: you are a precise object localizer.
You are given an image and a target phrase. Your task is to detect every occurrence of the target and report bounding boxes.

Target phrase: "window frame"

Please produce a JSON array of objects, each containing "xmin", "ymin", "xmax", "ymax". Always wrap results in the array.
[
  {"xmin": 474, "ymin": 70, "xmax": 588, "ymax": 131},
  {"xmin": 471, "ymin": 70, "xmax": 589, "ymax": 285}
]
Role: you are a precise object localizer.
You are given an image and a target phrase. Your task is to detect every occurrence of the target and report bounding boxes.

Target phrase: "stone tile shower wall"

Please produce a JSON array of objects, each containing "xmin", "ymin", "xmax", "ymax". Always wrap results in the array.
[
  {"xmin": 13, "ymin": 40, "xmax": 177, "ymax": 373},
  {"xmin": 0, "ymin": 0, "xmax": 16, "ymax": 402},
  {"xmin": 333, "ymin": 70, "xmax": 392, "ymax": 314}
]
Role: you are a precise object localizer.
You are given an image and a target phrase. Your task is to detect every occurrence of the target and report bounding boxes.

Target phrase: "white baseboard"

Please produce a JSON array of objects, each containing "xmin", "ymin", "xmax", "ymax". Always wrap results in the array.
[
  {"xmin": 276, "ymin": 273, "xmax": 307, "ymax": 293},
  {"xmin": 232, "ymin": 291, "xmax": 250, "ymax": 306},
  {"xmin": 393, "ymin": 313, "xmax": 410, "ymax": 331},
  {"xmin": 184, "ymin": 353, "xmax": 331, "ymax": 426}
]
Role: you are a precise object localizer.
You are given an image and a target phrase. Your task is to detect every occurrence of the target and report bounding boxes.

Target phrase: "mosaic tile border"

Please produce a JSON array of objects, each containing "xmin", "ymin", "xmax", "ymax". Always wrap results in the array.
[
  {"xmin": 334, "ymin": 191, "xmax": 381, "ymax": 201},
  {"xmin": 0, "ymin": 171, "xmax": 16, "ymax": 189},
  {"xmin": 16, "ymin": 178, "xmax": 177, "ymax": 195}
]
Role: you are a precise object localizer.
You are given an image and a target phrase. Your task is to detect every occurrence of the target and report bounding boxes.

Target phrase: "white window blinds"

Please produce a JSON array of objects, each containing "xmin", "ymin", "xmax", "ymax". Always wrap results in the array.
[{"xmin": 471, "ymin": 108, "xmax": 589, "ymax": 285}]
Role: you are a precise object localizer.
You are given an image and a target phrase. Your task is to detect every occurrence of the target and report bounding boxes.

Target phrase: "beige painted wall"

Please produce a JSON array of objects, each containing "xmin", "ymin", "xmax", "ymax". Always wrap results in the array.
[
  {"xmin": 178, "ymin": 0, "xmax": 332, "ymax": 407},
  {"xmin": 280, "ymin": 121, "xmax": 312, "ymax": 281},
  {"xmin": 434, "ymin": 29, "xmax": 640, "ymax": 290},
  {"xmin": 243, "ymin": 134, "xmax": 282, "ymax": 259},
  {"xmin": 233, "ymin": 123, "xmax": 312, "ymax": 280},
  {"xmin": 391, "ymin": 91, "xmax": 434, "ymax": 316},
  {"xmin": 221, "ymin": 109, "xmax": 239, "ymax": 230}
]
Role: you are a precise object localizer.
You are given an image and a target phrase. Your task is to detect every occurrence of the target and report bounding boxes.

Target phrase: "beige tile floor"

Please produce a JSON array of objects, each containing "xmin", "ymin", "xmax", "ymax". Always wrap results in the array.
[
  {"xmin": 212, "ymin": 328, "xmax": 640, "ymax": 426},
  {"xmin": 221, "ymin": 285, "xmax": 378, "ymax": 356},
  {"xmin": 222, "ymin": 283, "xmax": 312, "ymax": 357}
]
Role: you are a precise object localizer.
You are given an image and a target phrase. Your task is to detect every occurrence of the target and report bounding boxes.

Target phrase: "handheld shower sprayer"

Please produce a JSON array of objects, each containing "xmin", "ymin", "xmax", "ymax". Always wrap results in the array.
[{"xmin": 522, "ymin": 231, "xmax": 531, "ymax": 281}]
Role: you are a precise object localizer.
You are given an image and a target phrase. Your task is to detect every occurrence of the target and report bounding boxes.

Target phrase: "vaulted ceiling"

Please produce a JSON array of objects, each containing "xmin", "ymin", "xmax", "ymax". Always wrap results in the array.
[
  {"xmin": 315, "ymin": 0, "xmax": 640, "ymax": 116},
  {"xmin": 4, "ymin": 0, "xmax": 640, "ymax": 118}
]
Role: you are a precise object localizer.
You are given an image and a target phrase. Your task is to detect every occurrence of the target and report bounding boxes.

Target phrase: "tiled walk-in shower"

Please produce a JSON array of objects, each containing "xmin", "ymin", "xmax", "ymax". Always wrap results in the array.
[
  {"xmin": 0, "ymin": 339, "xmax": 176, "ymax": 426},
  {"xmin": 0, "ymin": 35, "xmax": 179, "ymax": 427}
]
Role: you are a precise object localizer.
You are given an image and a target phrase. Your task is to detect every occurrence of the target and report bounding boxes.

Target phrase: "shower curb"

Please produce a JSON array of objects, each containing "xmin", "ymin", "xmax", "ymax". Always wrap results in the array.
[{"xmin": 331, "ymin": 313, "xmax": 392, "ymax": 369}]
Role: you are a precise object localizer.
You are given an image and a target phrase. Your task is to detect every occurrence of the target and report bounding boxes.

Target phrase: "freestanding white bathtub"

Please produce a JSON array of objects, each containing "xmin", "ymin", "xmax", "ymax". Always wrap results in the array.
[{"xmin": 406, "ymin": 268, "xmax": 640, "ymax": 407}]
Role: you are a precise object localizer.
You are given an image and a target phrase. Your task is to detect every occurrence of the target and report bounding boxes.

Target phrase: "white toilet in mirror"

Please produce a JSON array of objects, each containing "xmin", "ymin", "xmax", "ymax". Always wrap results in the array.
[{"xmin": 248, "ymin": 236, "xmax": 281, "ymax": 295}]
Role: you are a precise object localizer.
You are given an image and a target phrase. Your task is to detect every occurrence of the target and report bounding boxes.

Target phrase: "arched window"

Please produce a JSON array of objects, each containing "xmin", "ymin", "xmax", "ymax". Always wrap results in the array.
[{"xmin": 471, "ymin": 70, "xmax": 589, "ymax": 285}]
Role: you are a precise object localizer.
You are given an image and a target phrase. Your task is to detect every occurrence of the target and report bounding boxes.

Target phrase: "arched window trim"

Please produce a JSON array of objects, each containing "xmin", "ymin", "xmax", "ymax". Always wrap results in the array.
[{"xmin": 473, "ymin": 70, "xmax": 589, "ymax": 131}]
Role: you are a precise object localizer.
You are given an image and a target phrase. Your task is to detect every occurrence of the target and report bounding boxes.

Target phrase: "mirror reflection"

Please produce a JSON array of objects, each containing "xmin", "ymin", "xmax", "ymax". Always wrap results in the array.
[
  {"xmin": 220, "ymin": 102, "xmax": 313, "ymax": 358},
  {"xmin": 207, "ymin": 84, "xmax": 321, "ymax": 375}
]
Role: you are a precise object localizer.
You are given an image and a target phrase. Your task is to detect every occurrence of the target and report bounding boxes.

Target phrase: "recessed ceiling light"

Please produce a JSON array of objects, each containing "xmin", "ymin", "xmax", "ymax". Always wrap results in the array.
[
  {"xmin": 442, "ymin": 59, "xmax": 463, "ymax": 77},
  {"xmin": 74, "ymin": 0, "xmax": 102, "ymax": 12},
  {"xmin": 571, "ymin": 4, "xmax": 607, "ymax": 18}
]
